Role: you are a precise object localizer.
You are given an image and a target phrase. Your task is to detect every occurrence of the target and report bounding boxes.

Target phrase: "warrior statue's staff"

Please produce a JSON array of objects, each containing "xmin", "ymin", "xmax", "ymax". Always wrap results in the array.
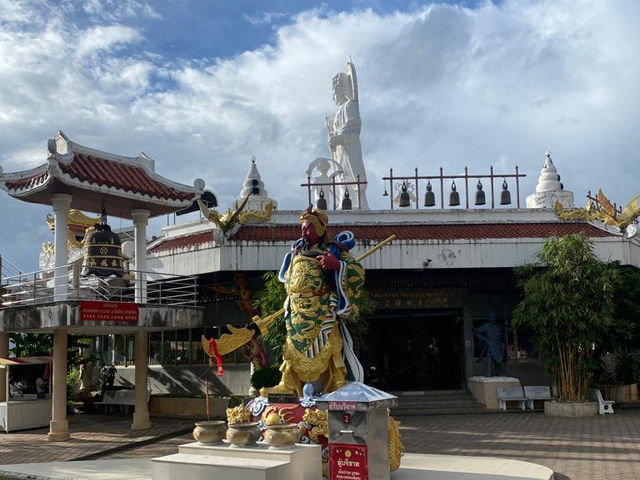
[{"xmin": 202, "ymin": 234, "xmax": 397, "ymax": 375}]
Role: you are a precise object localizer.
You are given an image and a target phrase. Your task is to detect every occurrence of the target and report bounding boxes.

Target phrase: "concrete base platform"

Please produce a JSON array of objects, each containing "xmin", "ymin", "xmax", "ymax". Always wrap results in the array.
[
  {"xmin": 152, "ymin": 442, "xmax": 321, "ymax": 480},
  {"xmin": 0, "ymin": 453, "xmax": 554, "ymax": 480}
]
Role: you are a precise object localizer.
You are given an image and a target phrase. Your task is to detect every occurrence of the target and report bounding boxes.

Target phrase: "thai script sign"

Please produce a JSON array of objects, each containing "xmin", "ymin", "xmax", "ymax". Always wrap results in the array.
[
  {"xmin": 80, "ymin": 301, "xmax": 139, "ymax": 323},
  {"xmin": 328, "ymin": 401, "xmax": 358, "ymax": 411},
  {"xmin": 329, "ymin": 443, "xmax": 368, "ymax": 480}
]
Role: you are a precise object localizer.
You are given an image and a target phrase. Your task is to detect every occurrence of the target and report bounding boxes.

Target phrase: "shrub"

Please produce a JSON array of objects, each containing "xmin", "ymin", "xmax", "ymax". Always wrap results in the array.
[{"xmin": 250, "ymin": 366, "xmax": 282, "ymax": 390}]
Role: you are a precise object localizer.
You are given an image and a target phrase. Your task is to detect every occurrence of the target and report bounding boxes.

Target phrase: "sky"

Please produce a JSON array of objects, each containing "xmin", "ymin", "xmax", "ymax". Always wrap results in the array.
[{"xmin": 0, "ymin": 0, "xmax": 639, "ymax": 271}]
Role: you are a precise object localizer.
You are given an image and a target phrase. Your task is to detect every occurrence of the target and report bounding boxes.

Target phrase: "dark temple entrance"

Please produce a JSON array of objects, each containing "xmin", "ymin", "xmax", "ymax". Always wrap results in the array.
[{"xmin": 362, "ymin": 309, "xmax": 464, "ymax": 391}]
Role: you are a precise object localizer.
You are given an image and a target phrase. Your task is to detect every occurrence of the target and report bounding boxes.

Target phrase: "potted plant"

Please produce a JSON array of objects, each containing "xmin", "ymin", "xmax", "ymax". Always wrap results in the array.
[
  {"xmin": 608, "ymin": 351, "xmax": 639, "ymax": 403},
  {"xmin": 513, "ymin": 233, "xmax": 624, "ymax": 416},
  {"xmin": 225, "ymin": 405, "xmax": 260, "ymax": 447}
]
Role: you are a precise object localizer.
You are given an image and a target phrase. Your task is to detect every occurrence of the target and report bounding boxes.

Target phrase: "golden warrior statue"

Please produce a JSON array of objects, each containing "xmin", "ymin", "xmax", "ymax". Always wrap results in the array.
[{"xmin": 271, "ymin": 206, "xmax": 365, "ymax": 397}]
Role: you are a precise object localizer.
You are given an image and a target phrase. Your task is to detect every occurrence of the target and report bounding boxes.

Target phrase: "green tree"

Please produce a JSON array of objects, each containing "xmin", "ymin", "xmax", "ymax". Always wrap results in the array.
[
  {"xmin": 513, "ymin": 233, "xmax": 621, "ymax": 402},
  {"xmin": 255, "ymin": 271, "xmax": 374, "ymax": 368}
]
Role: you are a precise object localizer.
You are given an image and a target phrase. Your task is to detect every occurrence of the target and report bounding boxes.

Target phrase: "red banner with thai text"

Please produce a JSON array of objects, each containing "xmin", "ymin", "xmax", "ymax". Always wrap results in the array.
[
  {"xmin": 329, "ymin": 443, "xmax": 368, "ymax": 480},
  {"xmin": 80, "ymin": 301, "xmax": 139, "ymax": 323}
]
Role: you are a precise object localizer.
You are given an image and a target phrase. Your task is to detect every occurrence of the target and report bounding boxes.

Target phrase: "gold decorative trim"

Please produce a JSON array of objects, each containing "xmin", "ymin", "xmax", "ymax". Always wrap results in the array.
[
  {"xmin": 388, "ymin": 413, "xmax": 404, "ymax": 472},
  {"xmin": 555, "ymin": 190, "xmax": 640, "ymax": 230},
  {"xmin": 46, "ymin": 210, "xmax": 101, "ymax": 232}
]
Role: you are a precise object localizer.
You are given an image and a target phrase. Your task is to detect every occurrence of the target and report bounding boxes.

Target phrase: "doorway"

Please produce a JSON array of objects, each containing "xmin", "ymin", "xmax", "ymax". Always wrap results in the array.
[{"xmin": 362, "ymin": 310, "xmax": 464, "ymax": 391}]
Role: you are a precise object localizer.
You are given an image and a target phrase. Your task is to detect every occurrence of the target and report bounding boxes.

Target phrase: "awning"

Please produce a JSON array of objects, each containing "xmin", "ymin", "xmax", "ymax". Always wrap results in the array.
[{"xmin": 0, "ymin": 356, "xmax": 52, "ymax": 367}]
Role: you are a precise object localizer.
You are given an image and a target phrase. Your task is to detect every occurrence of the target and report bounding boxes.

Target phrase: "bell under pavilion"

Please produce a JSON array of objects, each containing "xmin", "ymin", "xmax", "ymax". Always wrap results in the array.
[{"xmin": 0, "ymin": 131, "xmax": 206, "ymax": 441}]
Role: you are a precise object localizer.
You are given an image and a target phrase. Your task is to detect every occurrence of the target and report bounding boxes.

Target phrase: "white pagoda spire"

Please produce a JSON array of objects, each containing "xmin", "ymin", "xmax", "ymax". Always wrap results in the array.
[
  {"xmin": 526, "ymin": 151, "xmax": 574, "ymax": 209},
  {"xmin": 234, "ymin": 156, "xmax": 278, "ymax": 213},
  {"xmin": 535, "ymin": 151, "xmax": 563, "ymax": 192}
]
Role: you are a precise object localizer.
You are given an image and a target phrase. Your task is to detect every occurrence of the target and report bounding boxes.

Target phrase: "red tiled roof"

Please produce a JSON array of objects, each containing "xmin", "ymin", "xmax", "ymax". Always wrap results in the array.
[
  {"xmin": 147, "ymin": 222, "xmax": 615, "ymax": 254},
  {"xmin": 231, "ymin": 222, "xmax": 616, "ymax": 242},
  {"xmin": 5, "ymin": 170, "xmax": 49, "ymax": 190},
  {"xmin": 148, "ymin": 231, "xmax": 214, "ymax": 253},
  {"xmin": 58, "ymin": 154, "xmax": 194, "ymax": 201}
]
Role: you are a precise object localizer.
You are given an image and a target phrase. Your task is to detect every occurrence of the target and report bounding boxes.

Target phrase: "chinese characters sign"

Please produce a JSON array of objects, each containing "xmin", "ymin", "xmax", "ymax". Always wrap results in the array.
[{"xmin": 80, "ymin": 301, "xmax": 139, "ymax": 324}]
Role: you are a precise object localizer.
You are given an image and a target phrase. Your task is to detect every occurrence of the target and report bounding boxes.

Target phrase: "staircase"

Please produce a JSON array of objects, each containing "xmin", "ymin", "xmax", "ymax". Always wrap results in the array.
[{"xmin": 390, "ymin": 389, "xmax": 493, "ymax": 416}]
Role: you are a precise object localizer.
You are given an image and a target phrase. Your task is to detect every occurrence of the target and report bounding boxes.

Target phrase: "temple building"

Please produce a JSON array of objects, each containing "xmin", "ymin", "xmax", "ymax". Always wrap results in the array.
[{"xmin": 1, "ymin": 64, "xmax": 640, "ymax": 441}]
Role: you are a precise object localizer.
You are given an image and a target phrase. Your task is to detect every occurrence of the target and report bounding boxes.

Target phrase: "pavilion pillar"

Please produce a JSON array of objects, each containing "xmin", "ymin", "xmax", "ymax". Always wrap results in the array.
[
  {"xmin": 131, "ymin": 209, "xmax": 149, "ymax": 304},
  {"xmin": 0, "ymin": 332, "xmax": 8, "ymax": 402},
  {"xmin": 131, "ymin": 330, "xmax": 151, "ymax": 430},
  {"xmin": 48, "ymin": 328, "xmax": 69, "ymax": 441},
  {"xmin": 52, "ymin": 194, "xmax": 72, "ymax": 302}
]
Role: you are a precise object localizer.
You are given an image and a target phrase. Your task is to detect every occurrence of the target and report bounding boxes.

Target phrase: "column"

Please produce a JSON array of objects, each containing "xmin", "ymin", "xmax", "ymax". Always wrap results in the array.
[
  {"xmin": 48, "ymin": 328, "xmax": 70, "ymax": 441},
  {"xmin": 131, "ymin": 209, "xmax": 150, "ymax": 304},
  {"xmin": 52, "ymin": 194, "xmax": 72, "ymax": 302},
  {"xmin": 131, "ymin": 330, "xmax": 151, "ymax": 430},
  {"xmin": 0, "ymin": 332, "xmax": 8, "ymax": 402}
]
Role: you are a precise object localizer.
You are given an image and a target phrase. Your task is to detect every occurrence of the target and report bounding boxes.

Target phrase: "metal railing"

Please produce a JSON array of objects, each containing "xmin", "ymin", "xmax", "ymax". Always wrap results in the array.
[
  {"xmin": 1, "ymin": 263, "xmax": 198, "ymax": 308},
  {"xmin": 0, "ymin": 254, "xmax": 25, "ymax": 281}
]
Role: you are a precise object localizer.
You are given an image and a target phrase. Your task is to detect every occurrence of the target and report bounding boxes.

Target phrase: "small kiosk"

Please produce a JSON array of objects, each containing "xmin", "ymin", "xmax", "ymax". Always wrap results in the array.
[
  {"xmin": 0, "ymin": 356, "xmax": 52, "ymax": 433},
  {"xmin": 316, "ymin": 382, "xmax": 398, "ymax": 480}
]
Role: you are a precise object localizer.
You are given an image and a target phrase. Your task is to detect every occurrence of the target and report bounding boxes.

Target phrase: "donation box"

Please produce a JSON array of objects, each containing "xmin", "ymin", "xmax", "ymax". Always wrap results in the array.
[{"xmin": 316, "ymin": 382, "xmax": 397, "ymax": 480}]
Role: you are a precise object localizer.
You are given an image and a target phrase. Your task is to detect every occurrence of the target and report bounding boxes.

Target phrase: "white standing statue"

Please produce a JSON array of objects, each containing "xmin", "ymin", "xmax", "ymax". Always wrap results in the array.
[{"xmin": 326, "ymin": 62, "xmax": 369, "ymax": 209}]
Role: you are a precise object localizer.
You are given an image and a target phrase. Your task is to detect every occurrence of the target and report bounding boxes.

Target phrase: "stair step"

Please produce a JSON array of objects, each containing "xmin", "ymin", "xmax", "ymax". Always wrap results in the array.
[{"xmin": 389, "ymin": 389, "xmax": 488, "ymax": 416}]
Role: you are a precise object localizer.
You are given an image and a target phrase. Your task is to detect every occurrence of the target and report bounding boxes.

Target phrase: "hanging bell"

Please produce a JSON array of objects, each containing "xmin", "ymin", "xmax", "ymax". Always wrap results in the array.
[
  {"xmin": 82, "ymin": 207, "xmax": 124, "ymax": 277},
  {"xmin": 424, "ymin": 181, "xmax": 436, "ymax": 207},
  {"xmin": 474, "ymin": 180, "xmax": 486, "ymax": 206},
  {"xmin": 399, "ymin": 182, "xmax": 411, "ymax": 208},
  {"xmin": 341, "ymin": 189, "xmax": 352, "ymax": 210},
  {"xmin": 316, "ymin": 189, "xmax": 328, "ymax": 210},
  {"xmin": 500, "ymin": 179, "xmax": 512, "ymax": 205},
  {"xmin": 382, "ymin": 187, "xmax": 389, "ymax": 197},
  {"xmin": 449, "ymin": 181, "xmax": 460, "ymax": 206}
]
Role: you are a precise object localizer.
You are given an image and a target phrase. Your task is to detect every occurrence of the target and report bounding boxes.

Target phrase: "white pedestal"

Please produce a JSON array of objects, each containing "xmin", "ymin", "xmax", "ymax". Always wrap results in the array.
[
  {"xmin": 152, "ymin": 442, "xmax": 322, "ymax": 480},
  {"xmin": 467, "ymin": 376, "xmax": 521, "ymax": 409}
]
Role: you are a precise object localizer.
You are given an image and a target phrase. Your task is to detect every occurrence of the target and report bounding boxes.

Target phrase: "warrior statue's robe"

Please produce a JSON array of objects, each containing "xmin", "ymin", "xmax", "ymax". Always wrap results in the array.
[{"xmin": 275, "ymin": 236, "xmax": 364, "ymax": 396}]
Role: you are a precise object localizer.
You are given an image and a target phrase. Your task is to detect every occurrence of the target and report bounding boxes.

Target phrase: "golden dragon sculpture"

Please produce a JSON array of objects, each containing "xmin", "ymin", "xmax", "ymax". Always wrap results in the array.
[{"xmin": 555, "ymin": 189, "xmax": 640, "ymax": 230}]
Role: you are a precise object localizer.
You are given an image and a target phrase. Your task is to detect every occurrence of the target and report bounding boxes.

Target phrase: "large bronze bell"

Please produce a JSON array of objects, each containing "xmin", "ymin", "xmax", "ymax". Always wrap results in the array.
[
  {"xmin": 449, "ymin": 181, "xmax": 460, "ymax": 207},
  {"xmin": 500, "ymin": 180, "xmax": 512, "ymax": 205},
  {"xmin": 474, "ymin": 180, "xmax": 486, "ymax": 206},
  {"xmin": 424, "ymin": 181, "xmax": 436, "ymax": 207},
  {"xmin": 82, "ymin": 208, "xmax": 124, "ymax": 277},
  {"xmin": 341, "ymin": 189, "xmax": 352, "ymax": 210},
  {"xmin": 399, "ymin": 182, "xmax": 411, "ymax": 207},
  {"xmin": 316, "ymin": 189, "xmax": 328, "ymax": 210}
]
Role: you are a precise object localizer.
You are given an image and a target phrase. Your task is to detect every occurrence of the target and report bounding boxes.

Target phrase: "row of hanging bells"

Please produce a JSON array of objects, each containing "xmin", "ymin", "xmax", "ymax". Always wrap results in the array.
[
  {"xmin": 423, "ymin": 180, "xmax": 511, "ymax": 207},
  {"xmin": 315, "ymin": 189, "xmax": 353, "ymax": 210}
]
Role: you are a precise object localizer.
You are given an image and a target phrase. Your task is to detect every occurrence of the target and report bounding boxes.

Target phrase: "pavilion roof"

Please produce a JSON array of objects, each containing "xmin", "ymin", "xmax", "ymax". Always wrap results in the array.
[{"xmin": 0, "ymin": 131, "xmax": 205, "ymax": 218}]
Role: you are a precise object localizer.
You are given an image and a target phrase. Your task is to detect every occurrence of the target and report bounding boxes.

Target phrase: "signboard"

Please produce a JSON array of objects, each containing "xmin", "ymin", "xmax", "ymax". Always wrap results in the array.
[
  {"xmin": 80, "ymin": 301, "xmax": 139, "ymax": 324},
  {"xmin": 268, "ymin": 393, "xmax": 298, "ymax": 404},
  {"xmin": 328, "ymin": 401, "xmax": 358, "ymax": 411},
  {"xmin": 369, "ymin": 288, "xmax": 455, "ymax": 310},
  {"xmin": 329, "ymin": 443, "xmax": 368, "ymax": 480}
]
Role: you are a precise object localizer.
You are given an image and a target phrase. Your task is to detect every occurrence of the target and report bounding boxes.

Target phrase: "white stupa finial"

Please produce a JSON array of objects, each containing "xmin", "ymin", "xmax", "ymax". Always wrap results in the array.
[
  {"xmin": 240, "ymin": 156, "xmax": 267, "ymax": 198},
  {"xmin": 234, "ymin": 156, "xmax": 278, "ymax": 213},
  {"xmin": 526, "ymin": 150, "xmax": 574, "ymax": 209},
  {"xmin": 536, "ymin": 150, "xmax": 562, "ymax": 193}
]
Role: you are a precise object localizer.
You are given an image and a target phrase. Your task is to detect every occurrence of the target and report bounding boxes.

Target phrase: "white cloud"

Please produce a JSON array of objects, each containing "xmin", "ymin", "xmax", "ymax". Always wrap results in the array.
[
  {"xmin": 76, "ymin": 25, "xmax": 142, "ymax": 58},
  {"xmin": 1, "ymin": 0, "xmax": 640, "ymax": 269},
  {"xmin": 244, "ymin": 11, "xmax": 287, "ymax": 26},
  {"xmin": 81, "ymin": 0, "xmax": 162, "ymax": 21}
]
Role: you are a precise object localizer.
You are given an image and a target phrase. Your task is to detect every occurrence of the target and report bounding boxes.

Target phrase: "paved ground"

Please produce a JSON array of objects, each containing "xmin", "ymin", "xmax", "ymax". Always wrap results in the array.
[
  {"xmin": 2, "ymin": 410, "xmax": 640, "ymax": 479},
  {"xmin": 0, "ymin": 413, "xmax": 194, "ymax": 464}
]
